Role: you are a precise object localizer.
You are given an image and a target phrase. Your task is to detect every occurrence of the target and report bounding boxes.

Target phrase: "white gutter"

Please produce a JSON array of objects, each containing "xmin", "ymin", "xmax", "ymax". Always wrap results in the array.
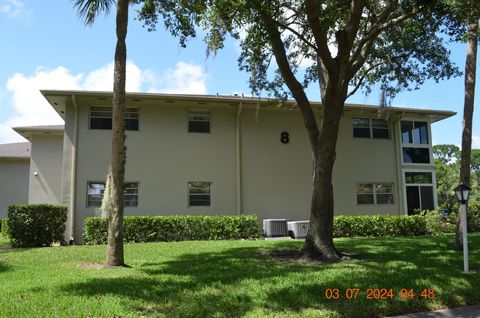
[
  {"xmin": 236, "ymin": 101, "xmax": 243, "ymax": 214},
  {"xmin": 393, "ymin": 115, "xmax": 405, "ymax": 215},
  {"xmin": 69, "ymin": 95, "xmax": 79, "ymax": 244}
]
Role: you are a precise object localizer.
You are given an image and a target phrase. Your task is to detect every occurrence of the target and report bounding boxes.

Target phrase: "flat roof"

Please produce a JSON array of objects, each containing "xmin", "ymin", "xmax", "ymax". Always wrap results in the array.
[
  {"xmin": 0, "ymin": 142, "xmax": 30, "ymax": 159},
  {"xmin": 41, "ymin": 89, "xmax": 456, "ymax": 123},
  {"xmin": 12, "ymin": 125, "xmax": 64, "ymax": 141}
]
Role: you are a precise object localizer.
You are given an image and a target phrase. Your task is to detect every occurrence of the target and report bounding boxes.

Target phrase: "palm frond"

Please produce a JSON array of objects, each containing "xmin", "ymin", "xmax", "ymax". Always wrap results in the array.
[{"xmin": 73, "ymin": 0, "xmax": 114, "ymax": 25}]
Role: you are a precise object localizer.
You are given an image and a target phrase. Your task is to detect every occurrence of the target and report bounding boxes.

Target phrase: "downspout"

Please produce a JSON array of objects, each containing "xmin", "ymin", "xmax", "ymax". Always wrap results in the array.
[
  {"xmin": 69, "ymin": 95, "xmax": 79, "ymax": 244},
  {"xmin": 236, "ymin": 101, "xmax": 243, "ymax": 214},
  {"xmin": 393, "ymin": 114, "xmax": 405, "ymax": 215}
]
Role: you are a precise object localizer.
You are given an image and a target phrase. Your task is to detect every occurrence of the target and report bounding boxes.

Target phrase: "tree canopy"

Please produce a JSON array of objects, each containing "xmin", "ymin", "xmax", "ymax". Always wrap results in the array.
[
  {"xmin": 138, "ymin": 0, "xmax": 459, "ymax": 101},
  {"xmin": 137, "ymin": 0, "xmax": 462, "ymax": 261}
]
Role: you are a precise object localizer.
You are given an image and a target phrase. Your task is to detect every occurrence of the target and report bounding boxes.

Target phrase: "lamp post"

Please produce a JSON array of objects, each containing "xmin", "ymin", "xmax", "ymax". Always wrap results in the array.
[{"xmin": 454, "ymin": 183, "xmax": 471, "ymax": 273}]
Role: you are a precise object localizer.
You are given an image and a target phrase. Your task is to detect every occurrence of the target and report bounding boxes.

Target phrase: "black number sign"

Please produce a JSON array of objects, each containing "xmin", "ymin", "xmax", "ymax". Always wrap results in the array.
[{"xmin": 281, "ymin": 132, "xmax": 290, "ymax": 144}]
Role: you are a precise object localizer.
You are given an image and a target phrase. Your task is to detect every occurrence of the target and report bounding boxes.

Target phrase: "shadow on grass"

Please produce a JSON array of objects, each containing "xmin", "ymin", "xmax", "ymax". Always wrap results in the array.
[
  {"xmin": 0, "ymin": 261, "xmax": 10, "ymax": 273},
  {"xmin": 60, "ymin": 236, "xmax": 480, "ymax": 318}
]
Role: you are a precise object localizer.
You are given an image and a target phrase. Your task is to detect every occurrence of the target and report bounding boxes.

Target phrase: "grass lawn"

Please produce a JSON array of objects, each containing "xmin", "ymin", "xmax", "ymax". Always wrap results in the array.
[
  {"xmin": 0, "ymin": 236, "xmax": 9, "ymax": 247},
  {"xmin": 0, "ymin": 234, "xmax": 479, "ymax": 318}
]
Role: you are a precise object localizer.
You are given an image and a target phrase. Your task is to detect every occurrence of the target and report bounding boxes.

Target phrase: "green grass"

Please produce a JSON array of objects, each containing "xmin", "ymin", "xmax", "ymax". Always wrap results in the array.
[
  {"xmin": 0, "ymin": 234, "xmax": 479, "ymax": 318},
  {"xmin": 0, "ymin": 236, "xmax": 9, "ymax": 247}
]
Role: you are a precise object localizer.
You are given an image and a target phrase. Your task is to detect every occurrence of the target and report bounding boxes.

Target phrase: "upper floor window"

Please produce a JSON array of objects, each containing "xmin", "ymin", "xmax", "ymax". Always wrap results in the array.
[
  {"xmin": 401, "ymin": 121, "xmax": 430, "ymax": 164},
  {"xmin": 352, "ymin": 118, "xmax": 389, "ymax": 139},
  {"xmin": 401, "ymin": 121, "xmax": 428, "ymax": 144},
  {"xmin": 188, "ymin": 181, "xmax": 211, "ymax": 206},
  {"xmin": 89, "ymin": 106, "xmax": 139, "ymax": 130},
  {"xmin": 188, "ymin": 110, "xmax": 210, "ymax": 133},
  {"xmin": 87, "ymin": 181, "xmax": 139, "ymax": 207}
]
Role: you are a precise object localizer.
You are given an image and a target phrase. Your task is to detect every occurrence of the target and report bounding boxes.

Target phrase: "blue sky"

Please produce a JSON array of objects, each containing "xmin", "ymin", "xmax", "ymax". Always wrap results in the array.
[{"xmin": 0, "ymin": 0, "xmax": 477, "ymax": 147}]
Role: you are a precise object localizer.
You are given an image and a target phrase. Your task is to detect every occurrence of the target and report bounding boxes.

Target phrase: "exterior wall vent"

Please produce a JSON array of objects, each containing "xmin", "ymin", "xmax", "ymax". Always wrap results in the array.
[
  {"xmin": 263, "ymin": 219, "xmax": 288, "ymax": 237},
  {"xmin": 288, "ymin": 221, "xmax": 310, "ymax": 239}
]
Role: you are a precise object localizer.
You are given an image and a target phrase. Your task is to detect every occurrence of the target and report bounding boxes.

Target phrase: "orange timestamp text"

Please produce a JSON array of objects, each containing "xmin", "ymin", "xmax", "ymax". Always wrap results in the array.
[{"xmin": 324, "ymin": 288, "xmax": 435, "ymax": 300}]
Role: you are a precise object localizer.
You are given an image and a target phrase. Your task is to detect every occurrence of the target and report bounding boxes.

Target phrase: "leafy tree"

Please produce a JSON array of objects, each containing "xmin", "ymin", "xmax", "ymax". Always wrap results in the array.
[
  {"xmin": 433, "ymin": 144, "xmax": 460, "ymax": 213},
  {"xmin": 74, "ymin": 0, "xmax": 130, "ymax": 266},
  {"xmin": 440, "ymin": 0, "xmax": 479, "ymax": 250},
  {"xmin": 471, "ymin": 149, "xmax": 480, "ymax": 186},
  {"xmin": 138, "ymin": 1, "xmax": 459, "ymax": 261}
]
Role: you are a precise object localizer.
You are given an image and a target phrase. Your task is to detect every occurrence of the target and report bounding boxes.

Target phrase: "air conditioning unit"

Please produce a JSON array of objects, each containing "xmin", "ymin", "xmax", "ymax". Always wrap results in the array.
[
  {"xmin": 288, "ymin": 221, "xmax": 309, "ymax": 239},
  {"xmin": 263, "ymin": 219, "xmax": 288, "ymax": 237}
]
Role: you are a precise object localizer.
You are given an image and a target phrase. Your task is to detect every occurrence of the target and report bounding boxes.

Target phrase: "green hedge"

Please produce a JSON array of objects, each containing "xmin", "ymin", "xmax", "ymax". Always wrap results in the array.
[
  {"xmin": 8, "ymin": 204, "xmax": 67, "ymax": 247},
  {"xmin": 84, "ymin": 215, "xmax": 260, "ymax": 244},
  {"xmin": 332, "ymin": 214, "xmax": 449, "ymax": 238},
  {"xmin": 0, "ymin": 218, "xmax": 8, "ymax": 238}
]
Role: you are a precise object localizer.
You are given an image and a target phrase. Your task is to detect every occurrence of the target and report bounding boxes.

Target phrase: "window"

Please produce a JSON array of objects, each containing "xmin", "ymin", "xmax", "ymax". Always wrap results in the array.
[
  {"xmin": 405, "ymin": 172, "xmax": 433, "ymax": 184},
  {"xmin": 89, "ymin": 106, "xmax": 139, "ymax": 130},
  {"xmin": 87, "ymin": 182, "xmax": 105, "ymax": 207},
  {"xmin": 401, "ymin": 121, "xmax": 428, "ymax": 144},
  {"xmin": 352, "ymin": 118, "xmax": 370, "ymax": 138},
  {"xmin": 372, "ymin": 119, "xmax": 389, "ymax": 138},
  {"xmin": 87, "ymin": 182, "xmax": 138, "ymax": 207},
  {"xmin": 188, "ymin": 182, "xmax": 211, "ymax": 206},
  {"xmin": 404, "ymin": 172, "xmax": 434, "ymax": 214},
  {"xmin": 356, "ymin": 183, "xmax": 393, "ymax": 205},
  {"xmin": 188, "ymin": 110, "xmax": 210, "ymax": 133},
  {"xmin": 400, "ymin": 121, "xmax": 430, "ymax": 164},
  {"xmin": 124, "ymin": 183, "xmax": 139, "ymax": 207},
  {"xmin": 352, "ymin": 118, "xmax": 389, "ymax": 139},
  {"xmin": 402, "ymin": 148, "xmax": 430, "ymax": 164}
]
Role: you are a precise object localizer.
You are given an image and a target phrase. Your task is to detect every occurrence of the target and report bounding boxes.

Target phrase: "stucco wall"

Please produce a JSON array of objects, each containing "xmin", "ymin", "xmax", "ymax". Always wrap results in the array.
[
  {"xmin": 28, "ymin": 134, "xmax": 64, "ymax": 204},
  {"xmin": 72, "ymin": 97, "xmax": 238, "ymax": 241},
  {"xmin": 68, "ymin": 96, "xmax": 407, "ymax": 242},
  {"xmin": 0, "ymin": 159, "xmax": 29, "ymax": 218},
  {"xmin": 241, "ymin": 108, "xmax": 401, "ymax": 222}
]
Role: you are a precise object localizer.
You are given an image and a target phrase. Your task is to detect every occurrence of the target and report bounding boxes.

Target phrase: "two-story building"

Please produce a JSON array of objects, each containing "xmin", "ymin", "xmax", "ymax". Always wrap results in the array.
[{"xmin": 0, "ymin": 90, "xmax": 455, "ymax": 243}]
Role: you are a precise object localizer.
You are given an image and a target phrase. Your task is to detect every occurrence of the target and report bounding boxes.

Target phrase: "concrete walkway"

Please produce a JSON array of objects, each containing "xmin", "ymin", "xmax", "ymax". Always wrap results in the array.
[{"xmin": 387, "ymin": 305, "xmax": 480, "ymax": 318}]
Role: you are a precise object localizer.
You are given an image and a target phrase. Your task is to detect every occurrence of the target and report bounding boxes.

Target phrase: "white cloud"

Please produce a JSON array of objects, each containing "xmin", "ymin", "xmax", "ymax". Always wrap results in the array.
[
  {"xmin": 473, "ymin": 136, "xmax": 480, "ymax": 149},
  {"xmin": 0, "ymin": 0, "xmax": 31, "ymax": 19},
  {"xmin": 0, "ymin": 61, "xmax": 207, "ymax": 143},
  {"xmin": 150, "ymin": 61, "xmax": 207, "ymax": 94}
]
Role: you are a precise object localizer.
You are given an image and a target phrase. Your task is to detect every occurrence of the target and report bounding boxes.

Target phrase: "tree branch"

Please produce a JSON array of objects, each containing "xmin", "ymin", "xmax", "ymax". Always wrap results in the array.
[
  {"xmin": 304, "ymin": 0, "xmax": 335, "ymax": 74},
  {"xmin": 345, "ymin": 62, "xmax": 383, "ymax": 99},
  {"xmin": 341, "ymin": 0, "xmax": 366, "ymax": 59},
  {"xmin": 273, "ymin": 19, "xmax": 318, "ymax": 52},
  {"xmin": 348, "ymin": 2, "xmax": 422, "ymax": 78},
  {"xmin": 259, "ymin": 10, "xmax": 320, "ymax": 151}
]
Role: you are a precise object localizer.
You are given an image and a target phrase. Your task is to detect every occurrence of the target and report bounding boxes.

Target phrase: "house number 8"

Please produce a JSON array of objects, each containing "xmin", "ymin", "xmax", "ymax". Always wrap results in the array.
[{"xmin": 280, "ymin": 132, "xmax": 290, "ymax": 144}]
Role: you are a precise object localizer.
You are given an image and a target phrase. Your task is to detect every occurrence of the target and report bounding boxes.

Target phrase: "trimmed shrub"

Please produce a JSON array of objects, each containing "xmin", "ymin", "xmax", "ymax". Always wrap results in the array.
[
  {"xmin": 84, "ymin": 215, "xmax": 260, "ymax": 245},
  {"xmin": 333, "ymin": 215, "xmax": 434, "ymax": 238},
  {"xmin": 0, "ymin": 218, "xmax": 8, "ymax": 238},
  {"xmin": 8, "ymin": 204, "xmax": 67, "ymax": 247}
]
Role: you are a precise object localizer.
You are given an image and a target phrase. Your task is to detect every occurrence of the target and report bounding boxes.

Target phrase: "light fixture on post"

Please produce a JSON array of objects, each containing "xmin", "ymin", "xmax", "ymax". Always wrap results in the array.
[{"xmin": 454, "ymin": 183, "xmax": 471, "ymax": 273}]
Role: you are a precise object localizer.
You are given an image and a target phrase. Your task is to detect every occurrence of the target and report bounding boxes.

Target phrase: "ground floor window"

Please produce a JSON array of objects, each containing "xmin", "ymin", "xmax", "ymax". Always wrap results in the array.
[
  {"xmin": 356, "ymin": 183, "xmax": 394, "ymax": 205},
  {"xmin": 87, "ymin": 182, "xmax": 139, "ymax": 207},
  {"xmin": 188, "ymin": 182, "xmax": 211, "ymax": 206},
  {"xmin": 404, "ymin": 171, "xmax": 434, "ymax": 214}
]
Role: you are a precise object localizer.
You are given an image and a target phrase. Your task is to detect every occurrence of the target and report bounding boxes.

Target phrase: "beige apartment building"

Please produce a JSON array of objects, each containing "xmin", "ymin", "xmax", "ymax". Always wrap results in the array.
[{"xmin": 0, "ymin": 90, "xmax": 454, "ymax": 243}]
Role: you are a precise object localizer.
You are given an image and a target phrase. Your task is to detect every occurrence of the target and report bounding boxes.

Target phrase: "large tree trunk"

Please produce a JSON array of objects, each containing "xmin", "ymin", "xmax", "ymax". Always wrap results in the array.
[
  {"xmin": 454, "ymin": 19, "xmax": 478, "ymax": 251},
  {"xmin": 302, "ymin": 91, "xmax": 344, "ymax": 262},
  {"xmin": 106, "ymin": 0, "xmax": 129, "ymax": 267}
]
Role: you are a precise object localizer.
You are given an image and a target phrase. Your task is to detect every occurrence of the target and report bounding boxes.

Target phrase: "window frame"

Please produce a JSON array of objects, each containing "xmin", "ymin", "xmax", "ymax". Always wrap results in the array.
[
  {"xmin": 86, "ymin": 181, "xmax": 139, "ymax": 208},
  {"xmin": 402, "ymin": 169, "xmax": 437, "ymax": 215},
  {"xmin": 89, "ymin": 105, "xmax": 140, "ymax": 131},
  {"xmin": 187, "ymin": 181, "xmax": 212, "ymax": 207},
  {"xmin": 355, "ymin": 182, "xmax": 394, "ymax": 205},
  {"xmin": 352, "ymin": 117, "xmax": 390, "ymax": 139},
  {"xmin": 188, "ymin": 109, "xmax": 211, "ymax": 133},
  {"xmin": 399, "ymin": 120, "xmax": 433, "ymax": 165}
]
